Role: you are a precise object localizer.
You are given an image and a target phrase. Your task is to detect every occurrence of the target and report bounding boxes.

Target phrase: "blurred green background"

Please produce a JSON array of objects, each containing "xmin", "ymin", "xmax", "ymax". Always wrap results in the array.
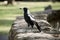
[{"xmin": 0, "ymin": 2, "xmax": 60, "ymax": 35}]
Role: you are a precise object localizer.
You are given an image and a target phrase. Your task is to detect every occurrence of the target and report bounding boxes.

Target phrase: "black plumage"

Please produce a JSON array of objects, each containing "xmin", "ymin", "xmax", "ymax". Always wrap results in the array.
[{"xmin": 22, "ymin": 7, "xmax": 41, "ymax": 32}]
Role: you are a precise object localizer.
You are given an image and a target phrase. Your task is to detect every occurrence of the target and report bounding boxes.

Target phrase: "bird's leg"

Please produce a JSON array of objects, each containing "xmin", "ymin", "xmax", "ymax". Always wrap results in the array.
[
  {"xmin": 31, "ymin": 25, "xmax": 34, "ymax": 28},
  {"xmin": 26, "ymin": 24, "xmax": 30, "ymax": 32},
  {"xmin": 28, "ymin": 24, "xmax": 30, "ymax": 27},
  {"xmin": 30, "ymin": 25, "xmax": 34, "ymax": 32}
]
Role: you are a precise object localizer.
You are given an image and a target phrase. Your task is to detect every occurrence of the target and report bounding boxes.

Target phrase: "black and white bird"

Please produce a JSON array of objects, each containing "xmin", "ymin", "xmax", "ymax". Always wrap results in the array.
[{"xmin": 20, "ymin": 7, "xmax": 41, "ymax": 32}]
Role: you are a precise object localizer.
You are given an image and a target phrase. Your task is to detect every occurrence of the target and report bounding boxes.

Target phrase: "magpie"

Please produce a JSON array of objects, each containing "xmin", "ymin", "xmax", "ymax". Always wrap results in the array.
[{"xmin": 20, "ymin": 7, "xmax": 41, "ymax": 32}]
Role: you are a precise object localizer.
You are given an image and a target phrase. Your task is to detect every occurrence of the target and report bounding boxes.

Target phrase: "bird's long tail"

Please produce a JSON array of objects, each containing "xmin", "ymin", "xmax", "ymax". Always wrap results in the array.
[
  {"xmin": 33, "ymin": 20, "xmax": 51, "ymax": 32},
  {"xmin": 34, "ymin": 21, "xmax": 41, "ymax": 32}
]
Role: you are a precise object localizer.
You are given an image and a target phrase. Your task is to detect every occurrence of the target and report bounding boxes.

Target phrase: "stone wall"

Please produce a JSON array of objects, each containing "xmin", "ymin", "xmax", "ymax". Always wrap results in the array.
[{"xmin": 8, "ymin": 10, "xmax": 60, "ymax": 40}]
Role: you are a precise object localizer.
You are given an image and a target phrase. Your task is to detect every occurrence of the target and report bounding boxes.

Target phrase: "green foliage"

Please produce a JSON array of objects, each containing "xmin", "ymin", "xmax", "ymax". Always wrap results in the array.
[{"xmin": 0, "ymin": 2, "xmax": 60, "ymax": 35}]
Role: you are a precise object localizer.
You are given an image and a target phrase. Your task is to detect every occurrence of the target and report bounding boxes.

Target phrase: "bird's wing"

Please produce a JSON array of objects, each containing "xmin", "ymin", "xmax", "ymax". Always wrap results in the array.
[
  {"xmin": 30, "ymin": 14, "xmax": 34, "ymax": 18},
  {"xmin": 28, "ymin": 14, "xmax": 35, "ymax": 21},
  {"xmin": 27, "ymin": 10, "xmax": 35, "ymax": 21},
  {"xmin": 27, "ymin": 10, "xmax": 34, "ymax": 17}
]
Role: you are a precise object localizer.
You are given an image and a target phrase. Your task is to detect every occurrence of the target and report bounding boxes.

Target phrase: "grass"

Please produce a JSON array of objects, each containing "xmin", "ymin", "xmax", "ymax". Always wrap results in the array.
[{"xmin": 0, "ymin": 2, "xmax": 60, "ymax": 35}]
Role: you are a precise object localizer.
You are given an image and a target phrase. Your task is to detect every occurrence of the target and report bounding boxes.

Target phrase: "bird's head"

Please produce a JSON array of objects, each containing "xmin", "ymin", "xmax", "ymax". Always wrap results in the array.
[
  {"xmin": 23, "ymin": 7, "xmax": 28, "ymax": 12},
  {"xmin": 20, "ymin": 7, "xmax": 28, "ymax": 11},
  {"xmin": 20, "ymin": 7, "xmax": 29, "ymax": 13}
]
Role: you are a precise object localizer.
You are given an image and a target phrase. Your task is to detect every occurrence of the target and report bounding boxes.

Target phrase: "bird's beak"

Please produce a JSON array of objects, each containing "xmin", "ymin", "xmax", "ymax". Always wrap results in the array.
[{"xmin": 19, "ymin": 8, "xmax": 22, "ymax": 9}]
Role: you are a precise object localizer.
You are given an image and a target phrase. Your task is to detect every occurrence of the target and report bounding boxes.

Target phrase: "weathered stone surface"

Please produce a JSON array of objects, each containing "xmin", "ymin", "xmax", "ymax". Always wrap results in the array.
[{"xmin": 8, "ymin": 10, "xmax": 60, "ymax": 40}]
